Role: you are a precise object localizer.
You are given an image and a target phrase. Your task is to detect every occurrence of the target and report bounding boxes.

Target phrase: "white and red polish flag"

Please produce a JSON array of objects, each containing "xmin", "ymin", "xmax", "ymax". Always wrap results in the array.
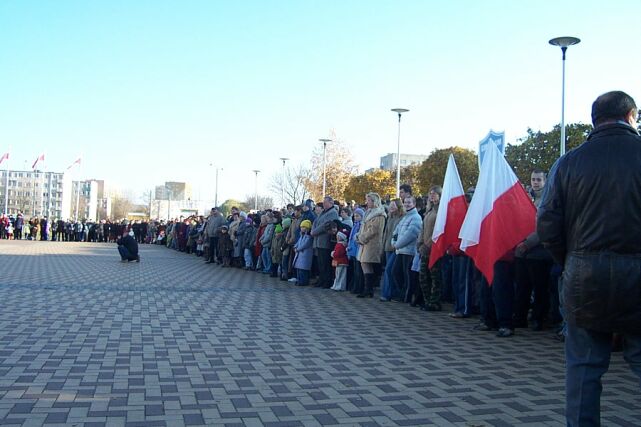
[
  {"xmin": 429, "ymin": 154, "xmax": 468, "ymax": 268},
  {"xmin": 459, "ymin": 141, "xmax": 535, "ymax": 283},
  {"xmin": 32, "ymin": 153, "xmax": 45, "ymax": 169},
  {"xmin": 0, "ymin": 151, "xmax": 8, "ymax": 165},
  {"xmin": 67, "ymin": 157, "xmax": 81, "ymax": 170}
]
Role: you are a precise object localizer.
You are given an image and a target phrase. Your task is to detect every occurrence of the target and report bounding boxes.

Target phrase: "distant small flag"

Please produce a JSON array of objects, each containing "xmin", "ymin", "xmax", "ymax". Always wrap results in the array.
[
  {"xmin": 32, "ymin": 153, "xmax": 45, "ymax": 169},
  {"xmin": 67, "ymin": 157, "xmax": 82, "ymax": 170},
  {"xmin": 0, "ymin": 152, "xmax": 8, "ymax": 165}
]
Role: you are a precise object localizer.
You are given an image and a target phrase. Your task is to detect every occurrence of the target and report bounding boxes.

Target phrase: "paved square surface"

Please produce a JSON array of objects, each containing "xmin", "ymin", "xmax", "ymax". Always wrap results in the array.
[{"xmin": 0, "ymin": 240, "xmax": 639, "ymax": 426}]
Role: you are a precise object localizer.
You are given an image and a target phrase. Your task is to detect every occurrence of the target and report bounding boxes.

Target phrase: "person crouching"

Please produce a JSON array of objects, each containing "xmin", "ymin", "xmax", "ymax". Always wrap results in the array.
[{"xmin": 117, "ymin": 229, "xmax": 140, "ymax": 262}]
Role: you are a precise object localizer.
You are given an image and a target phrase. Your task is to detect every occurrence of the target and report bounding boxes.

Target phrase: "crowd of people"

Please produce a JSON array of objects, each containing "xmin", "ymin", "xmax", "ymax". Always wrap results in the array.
[
  {"xmin": 1, "ymin": 182, "xmax": 562, "ymax": 341},
  {"xmin": 0, "ymin": 216, "xmax": 152, "ymax": 243},
  {"xmin": 147, "ymin": 178, "xmax": 563, "ymax": 341}
]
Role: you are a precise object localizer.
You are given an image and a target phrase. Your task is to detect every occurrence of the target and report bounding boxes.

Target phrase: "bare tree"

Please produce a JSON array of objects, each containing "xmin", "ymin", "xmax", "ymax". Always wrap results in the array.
[
  {"xmin": 243, "ymin": 194, "xmax": 275, "ymax": 211},
  {"xmin": 305, "ymin": 130, "xmax": 358, "ymax": 202},
  {"xmin": 270, "ymin": 163, "xmax": 312, "ymax": 207}
]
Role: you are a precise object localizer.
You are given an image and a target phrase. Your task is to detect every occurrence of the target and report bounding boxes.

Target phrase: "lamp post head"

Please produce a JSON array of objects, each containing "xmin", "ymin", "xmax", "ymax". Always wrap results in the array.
[
  {"xmin": 252, "ymin": 169, "xmax": 260, "ymax": 174},
  {"xmin": 549, "ymin": 36, "xmax": 580, "ymax": 59},
  {"xmin": 391, "ymin": 108, "xmax": 409, "ymax": 114},
  {"xmin": 549, "ymin": 36, "xmax": 581, "ymax": 48},
  {"xmin": 279, "ymin": 157, "xmax": 289, "ymax": 163},
  {"xmin": 318, "ymin": 138, "xmax": 332, "ymax": 144}
]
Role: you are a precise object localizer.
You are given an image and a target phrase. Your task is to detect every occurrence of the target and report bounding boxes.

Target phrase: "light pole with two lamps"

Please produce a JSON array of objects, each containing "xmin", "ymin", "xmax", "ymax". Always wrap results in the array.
[
  {"xmin": 391, "ymin": 108, "xmax": 409, "ymax": 198},
  {"xmin": 549, "ymin": 36, "xmax": 580, "ymax": 157}
]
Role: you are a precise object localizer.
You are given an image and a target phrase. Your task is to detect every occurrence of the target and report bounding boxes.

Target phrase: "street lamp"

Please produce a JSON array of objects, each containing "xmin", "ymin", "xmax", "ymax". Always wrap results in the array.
[
  {"xmin": 252, "ymin": 170, "xmax": 260, "ymax": 211},
  {"xmin": 279, "ymin": 157, "xmax": 289, "ymax": 207},
  {"xmin": 165, "ymin": 186, "xmax": 173, "ymax": 220},
  {"xmin": 391, "ymin": 108, "xmax": 409, "ymax": 197},
  {"xmin": 209, "ymin": 163, "xmax": 222, "ymax": 208},
  {"xmin": 318, "ymin": 138, "xmax": 332, "ymax": 197},
  {"xmin": 549, "ymin": 36, "xmax": 580, "ymax": 157}
]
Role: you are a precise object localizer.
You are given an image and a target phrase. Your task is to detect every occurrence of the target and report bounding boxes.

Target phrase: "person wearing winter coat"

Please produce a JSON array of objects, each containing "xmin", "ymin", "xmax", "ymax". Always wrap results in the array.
[
  {"xmin": 391, "ymin": 196, "xmax": 423, "ymax": 302},
  {"xmin": 331, "ymin": 231, "xmax": 349, "ymax": 291},
  {"xmin": 310, "ymin": 196, "xmax": 340, "ymax": 288},
  {"xmin": 217, "ymin": 226, "xmax": 234, "ymax": 267},
  {"xmin": 204, "ymin": 208, "xmax": 225, "ymax": 264},
  {"xmin": 259, "ymin": 213, "xmax": 275, "ymax": 273},
  {"xmin": 347, "ymin": 208, "xmax": 364, "ymax": 294},
  {"xmin": 380, "ymin": 198, "xmax": 404, "ymax": 301},
  {"xmin": 242, "ymin": 217, "xmax": 257, "ymax": 269},
  {"xmin": 355, "ymin": 192, "xmax": 387, "ymax": 298},
  {"xmin": 270, "ymin": 224, "xmax": 285, "ymax": 277},
  {"xmin": 293, "ymin": 220, "xmax": 313, "ymax": 286}
]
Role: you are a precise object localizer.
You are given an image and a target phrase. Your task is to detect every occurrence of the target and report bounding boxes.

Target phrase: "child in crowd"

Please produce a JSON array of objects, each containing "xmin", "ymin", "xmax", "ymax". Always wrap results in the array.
[
  {"xmin": 331, "ymin": 231, "xmax": 349, "ymax": 291},
  {"xmin": 347, "ymin": 208, "xmax": 365, "ymax": 293},
  {"xmin": 217, "ymin": 225, "xmax": 234, "ymax": 267},
  {"xmin": 293, "ymin": 220, "xmax": 313, "ymax": 286}
]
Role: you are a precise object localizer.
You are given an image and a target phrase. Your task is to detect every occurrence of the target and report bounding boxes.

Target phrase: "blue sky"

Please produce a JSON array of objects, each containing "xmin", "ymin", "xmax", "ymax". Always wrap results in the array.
[{"xmin": 1, "ymin": 1, "xmax": 639, "ymax": 203}]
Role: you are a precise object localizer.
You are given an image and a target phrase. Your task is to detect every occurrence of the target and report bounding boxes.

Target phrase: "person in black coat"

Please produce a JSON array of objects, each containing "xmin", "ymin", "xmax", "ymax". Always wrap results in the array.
[{"xmin": 116, "ymin": 230, "xmax": 140, "ymax": 262}]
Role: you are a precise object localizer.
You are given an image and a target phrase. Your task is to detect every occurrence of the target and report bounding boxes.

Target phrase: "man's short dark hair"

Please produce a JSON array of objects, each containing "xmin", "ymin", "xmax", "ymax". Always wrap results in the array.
[
  {"xmin": 531, "ymin": 168, "xmax": 546, "ymax": 176},
  {"xmin": 591, "ymin": 91, "xmax": 637, "ymax": 127},
  {"xmin": 399, "ymin": 184, "xmax": 412, "ymax": 195}
]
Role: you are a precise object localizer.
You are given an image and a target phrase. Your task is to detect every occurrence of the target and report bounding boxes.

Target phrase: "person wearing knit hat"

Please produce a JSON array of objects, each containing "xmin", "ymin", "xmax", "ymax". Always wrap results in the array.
[
  {"xmin": 330, "ymin": 229, "xmax": 350, "ymax": 291},
  {"xmin": 281, "ymin": 217, "xmax": 291, "ymax": 229},
  {"xmin": 270, "ymin": 223, "xmax": 285, "ymax": 277},
  {"xmin": 293, "ymin": 218, "xmax": 314, "ymax": 286},
  {"xmin": 300, "ymin": 219, "xmax": 312, "ymax": 230}
]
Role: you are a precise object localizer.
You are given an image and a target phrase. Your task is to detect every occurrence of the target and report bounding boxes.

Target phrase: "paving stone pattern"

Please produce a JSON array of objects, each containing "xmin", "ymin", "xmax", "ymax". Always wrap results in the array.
[{"xmin": 0, "ymin": 241, "xmax": 638, "ymax": 426}]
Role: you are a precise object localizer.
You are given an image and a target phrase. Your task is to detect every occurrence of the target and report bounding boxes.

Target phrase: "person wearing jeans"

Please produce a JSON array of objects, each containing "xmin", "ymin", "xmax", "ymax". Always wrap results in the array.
[{"xmin": 537, "ymin": 91, "xmax": 641, "ymax": 426}]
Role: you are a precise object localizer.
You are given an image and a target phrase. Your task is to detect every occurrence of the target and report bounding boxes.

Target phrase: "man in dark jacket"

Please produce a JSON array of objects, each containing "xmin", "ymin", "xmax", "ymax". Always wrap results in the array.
[
  {"xmin": 538, "ymin": 91, "xmax": 641, "ymax": 427},
  {"xmin": 117, "ymin": 230, "xmax": 140, "ymax": 262}
]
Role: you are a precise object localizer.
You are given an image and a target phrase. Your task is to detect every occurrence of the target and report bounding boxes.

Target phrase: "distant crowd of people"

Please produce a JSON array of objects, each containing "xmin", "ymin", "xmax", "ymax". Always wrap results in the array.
[{"xmin": 0, "ymin": 215, "xmax": 151, "ymax": 243}]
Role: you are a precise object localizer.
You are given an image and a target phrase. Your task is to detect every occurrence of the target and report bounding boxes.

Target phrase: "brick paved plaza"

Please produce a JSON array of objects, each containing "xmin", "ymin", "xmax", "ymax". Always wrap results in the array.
[{"xmin": 0, "ymin": 241, "xmax": 638, "ymax": 426}]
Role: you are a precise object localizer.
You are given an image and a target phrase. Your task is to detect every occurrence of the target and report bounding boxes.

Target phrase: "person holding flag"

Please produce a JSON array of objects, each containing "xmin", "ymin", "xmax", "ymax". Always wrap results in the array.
[
  {"xmin": 428, "ymin": 154, "xmax": 471, "ymax": 318},
  {"xmin": 459, "ymin": 140, "xmax": 536, "ymax": 337}
]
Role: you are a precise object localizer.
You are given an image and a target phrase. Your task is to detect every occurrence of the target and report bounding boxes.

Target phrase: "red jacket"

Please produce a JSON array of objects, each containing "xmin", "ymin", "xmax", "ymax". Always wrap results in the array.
[{"xmin": 332, "ymin": 242, "xmax": 349, "ymax": 265}]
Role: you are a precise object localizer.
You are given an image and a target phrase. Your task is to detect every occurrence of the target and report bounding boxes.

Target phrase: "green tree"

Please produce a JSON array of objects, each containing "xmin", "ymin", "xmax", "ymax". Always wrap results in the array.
[
  {"xmin": 416, "ymin": 147, "xmax": 478, "ymax": 194},
  {"xmin": 506, "ymin": 123, "xmax": 592, "ymax": 183},
  {"xmin": 344, "ymin": 169, "xmax": 397, "ymax": 203},
  {"xmin": 219, "ymin": 199, "xmax": 248, "ymax": 217}
]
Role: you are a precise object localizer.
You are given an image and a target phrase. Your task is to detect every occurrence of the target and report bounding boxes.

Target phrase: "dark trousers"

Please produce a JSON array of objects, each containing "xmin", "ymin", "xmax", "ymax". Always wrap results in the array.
[
  {"xmin": 316, "ymin": 248, "xmax": 333, "ymax": 288},
  {"xmin": 208, "ymin": 237, "xmax": 219, "ymax": 262},
  {"xmin": 493, "ymin": 261, "xmax": 515, "ymax": 329},
  {"xmin": 351, "ymin": 258, "xmax": 364, "ymax": 294},
  {"xmin": 452, "ymin": 255, "xmax": 473, "ymax": 315},
  {"xmin": 392, "ymin": 253, "xmax": 413, "ymax": 302},
  {"xmin": 514, "ymin": 258, "xmax": 553, "ymax": 325},
  {"xmin": 118, "ymin": 245, "xmax": 137, "ymax": 261}
]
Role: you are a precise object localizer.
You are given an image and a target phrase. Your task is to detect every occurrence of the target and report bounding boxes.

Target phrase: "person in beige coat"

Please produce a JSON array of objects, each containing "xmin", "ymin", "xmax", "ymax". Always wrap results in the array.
[{"xmin": 356, "ymin": 192, "xmax": 387, "ymax": 298}]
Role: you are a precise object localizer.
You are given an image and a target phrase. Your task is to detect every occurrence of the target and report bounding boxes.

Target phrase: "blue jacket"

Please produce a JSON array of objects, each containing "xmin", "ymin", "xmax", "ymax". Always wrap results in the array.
[
  {"xmin": 293, "ymin": 233, "xmax": 313, "ymax": 270},
  {"xmin": 347, "ymin": 220, "xmax": 361, "ymax": 258},
  {"xmin": 392, "ymin": 208, "xmax": 422, "ymax": 255}
]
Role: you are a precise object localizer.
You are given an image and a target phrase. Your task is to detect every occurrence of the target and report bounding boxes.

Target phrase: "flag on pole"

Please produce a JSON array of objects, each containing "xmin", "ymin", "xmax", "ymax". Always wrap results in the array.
[
  {"xmin": 67, "ymin": 157, "xmax": 82, "ymax": 170},
  {"xmin": 0, "ymin": 152, "xmax": 8, "ymax": 165},
  {"xmin": 459, "ymin": 141, "xmax": 535, "ymax": 283},
  {"xmin": 429, "ymin": 154, "xmax": 468, "ymax": 268},
  {"xmin": 32, "ymin": 153, "xmax": 45, "ymax": 170}
]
